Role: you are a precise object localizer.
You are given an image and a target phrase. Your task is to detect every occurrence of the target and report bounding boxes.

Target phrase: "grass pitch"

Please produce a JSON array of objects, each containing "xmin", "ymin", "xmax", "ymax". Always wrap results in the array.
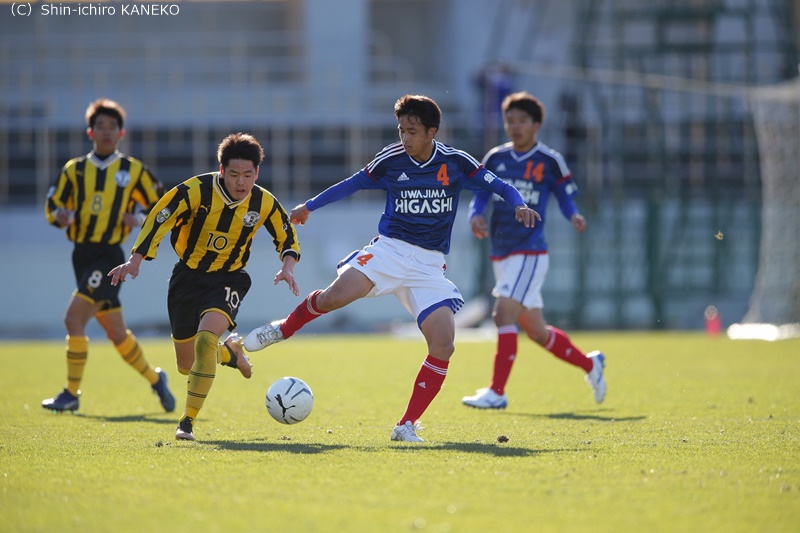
[{"xmin": 1, "ymin": 332, "xmax": 799, "ymax": 532}]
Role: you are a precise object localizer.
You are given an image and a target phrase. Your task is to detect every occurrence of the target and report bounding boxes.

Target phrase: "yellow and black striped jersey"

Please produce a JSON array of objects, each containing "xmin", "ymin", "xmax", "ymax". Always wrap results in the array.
[
  {"xmin": 132, "ymin": 172, "xmax": 300, "ymax": 273},
  {"xmin": 45, "ymin": 151, "xmax": 164, "ymax": 245}
]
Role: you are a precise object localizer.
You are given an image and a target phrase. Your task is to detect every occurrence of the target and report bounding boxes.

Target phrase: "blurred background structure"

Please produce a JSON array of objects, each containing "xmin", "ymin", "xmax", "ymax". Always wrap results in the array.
[{"xmin": 1, "ymin": 0, "xmax": 798, "ymax": 337}]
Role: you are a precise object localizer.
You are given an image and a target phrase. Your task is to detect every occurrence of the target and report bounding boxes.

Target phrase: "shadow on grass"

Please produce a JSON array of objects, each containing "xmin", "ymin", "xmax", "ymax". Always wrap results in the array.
[
  {"xmin": 203, "ymin": 439, "xmax": 348, "ymax": 454},
  {"xmin": 499, "ymin": 410, "xmax": 646, "ymax": 423},
  {"xmin": 76, "ymin": 413, "xmax": 177, "ymax": 425},
  {"xmin": 401, "ymin": 441, "xmax": 576, "ymax": 457},
  {"xmin": 199, "ymin": 438, "xmax": 574, "ymax": 457}
]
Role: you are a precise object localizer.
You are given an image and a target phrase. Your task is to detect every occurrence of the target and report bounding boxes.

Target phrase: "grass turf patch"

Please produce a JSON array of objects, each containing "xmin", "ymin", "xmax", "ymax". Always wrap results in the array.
[{"xmin": 2, "ymin": 333, "xmax": 799, "ymax": 532}]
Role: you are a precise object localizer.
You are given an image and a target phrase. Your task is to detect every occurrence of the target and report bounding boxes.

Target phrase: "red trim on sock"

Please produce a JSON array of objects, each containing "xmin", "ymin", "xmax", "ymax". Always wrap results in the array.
[
  {"xmin": 545, "ymin": 326, "xmax": 592, "ymax": 372},
  {"xmin": 398, "ymin": 355, "xmax": 448, "ymax": 425},
  {"xmin": 281, "ymin": 290, "xmax": 326, "ymax": 338}
]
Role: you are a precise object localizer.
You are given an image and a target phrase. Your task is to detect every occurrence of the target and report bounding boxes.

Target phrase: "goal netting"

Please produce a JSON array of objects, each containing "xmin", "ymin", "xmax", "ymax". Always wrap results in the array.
[{"xmin": 729, "ymin": 77, "xmax": 800, "ymax": 341}]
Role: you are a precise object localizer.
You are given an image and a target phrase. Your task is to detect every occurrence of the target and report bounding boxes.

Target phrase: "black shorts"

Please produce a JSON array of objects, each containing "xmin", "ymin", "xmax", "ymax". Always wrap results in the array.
[
  {"xmin": 167, "ymin": 262, "xmax": 252, "ymax": 341},
  {"xmin": 71, "ymin": 243, "xmax": 125, "ymax": 311}
]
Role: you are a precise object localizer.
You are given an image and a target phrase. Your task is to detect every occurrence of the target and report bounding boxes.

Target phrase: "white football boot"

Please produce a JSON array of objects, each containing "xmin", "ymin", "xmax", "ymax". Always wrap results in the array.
[
  {"xmin": 585, "ymin": 351, "xmax": 607, "ymax": 403},
  {"xmin": 244, "ymin": 320, "xmax": 286, "ymax": 352},
  {"xmin": 462, "ymin": 387, "xmax": 508, "ymax": 409},
  {"xmin": 390, "ymin": 420, "xmax": 424, "ymax": 442}
]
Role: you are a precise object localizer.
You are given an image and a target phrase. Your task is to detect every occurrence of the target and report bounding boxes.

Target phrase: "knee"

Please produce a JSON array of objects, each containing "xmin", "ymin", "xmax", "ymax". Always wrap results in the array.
[
  {"xmin": 316, "ymin": 288, "xmax": 343, "ymax": 312},
  {"xmin": 492, "ymin": 314, "xmax": 503, "ymax": 328},
  {"xmin": 63, "ymin": 314, "xmax": 82, "ymax": 333},
  {"xmin": 429, "ymin": 339, "xmax": 455, "ymax": 361},
  {"xmin": 105, "ymin": 328, "xmax": 129, "ymax": 346},
  {"xmin": 527, "ymin": 325, "xmax": 550, "ymax": 346},
  {"xmin": 194, "ymin": 330, "xmax": 219, "ymax": 364}
]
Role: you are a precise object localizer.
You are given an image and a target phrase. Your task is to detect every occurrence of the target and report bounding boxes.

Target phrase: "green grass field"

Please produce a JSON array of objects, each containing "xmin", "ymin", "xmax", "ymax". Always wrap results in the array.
[{"xmin": 2, "ymin": 332, "xmax": 799, "ymax": 532}]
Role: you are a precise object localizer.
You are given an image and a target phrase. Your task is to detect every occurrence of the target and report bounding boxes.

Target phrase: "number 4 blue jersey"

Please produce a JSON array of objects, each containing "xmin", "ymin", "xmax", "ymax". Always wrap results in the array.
[
  {"xmin": 469, "ymin": 141, "xmax": 579, "ymax": 259},
  {"xmin": 306, "ymin": 140, "xmax": 527, "ymax": 254}
]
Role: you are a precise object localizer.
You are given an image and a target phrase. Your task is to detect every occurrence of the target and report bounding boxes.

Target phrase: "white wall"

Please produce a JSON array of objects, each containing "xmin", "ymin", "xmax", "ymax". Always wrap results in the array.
[{"xmin": 0, "ymin": 200, "xmax": 481, "ymax": 339}]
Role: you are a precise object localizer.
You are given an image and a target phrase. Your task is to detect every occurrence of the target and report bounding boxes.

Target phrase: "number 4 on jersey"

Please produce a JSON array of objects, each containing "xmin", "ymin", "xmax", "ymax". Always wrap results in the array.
[{"xmin": 437, "ymin": 164, "xmax": 450, "ymax": 186}]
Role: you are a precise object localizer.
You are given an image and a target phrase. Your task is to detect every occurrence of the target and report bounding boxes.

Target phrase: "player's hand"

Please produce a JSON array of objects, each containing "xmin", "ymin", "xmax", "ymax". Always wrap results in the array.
[
  {"xmin": 289, "ymin": 203, "xmax": 310, "ymax": 226},
  {"xmin": 470, "ymin": 215, "xmax": 489, "ymax": 239},
  {"xmin": 514, "ymin": 205, "xmax": 541, "ymax": 228},
  {"xmin": 274, "ymin": 269, "xmax": 300, "ymax": 296},
  {"xmin": 122, "ymin": 213, "xmax": 139, "ymax": 228},
  {"xmin": 54, "ymin": 208, "xmax": 73, "ymax": 227},
  {"xmin": 275, "ymin": 256, "xmax": 300, "ymax": 296},
  {"xmin": 571, "ymin": 213, "xmax": 587, "ymax": 233},
  {"xmin": 108, "ymin": 253, "xmax": 144, "ymax": 286}
]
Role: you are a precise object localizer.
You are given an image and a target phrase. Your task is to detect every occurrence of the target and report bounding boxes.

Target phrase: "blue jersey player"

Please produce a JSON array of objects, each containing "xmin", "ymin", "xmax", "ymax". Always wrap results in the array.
[
  {"xmin": 245, "ymin": 94, "xmax": 540, "ymax": 442},
  {"xmin": 461, "ymin": 91, "xmax": 607, "ymax": 410}
]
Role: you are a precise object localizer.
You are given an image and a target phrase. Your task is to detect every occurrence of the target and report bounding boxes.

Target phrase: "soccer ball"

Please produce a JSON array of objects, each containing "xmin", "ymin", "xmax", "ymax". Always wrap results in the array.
[{"xmin": 265, "ymin": 376, "xmax": 314, "ymax": 425}]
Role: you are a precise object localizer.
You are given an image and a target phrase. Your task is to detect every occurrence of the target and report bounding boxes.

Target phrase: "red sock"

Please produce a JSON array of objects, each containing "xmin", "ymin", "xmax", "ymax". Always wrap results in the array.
[
  {"xmin": 280, "ymin": 290, "xmax": 326, "ymax": 338},
  {"xmin": 398, "ymin": 355, "xmax": 449, "ymax": 425},
  {"xmin": 544, "ymin": 326, "xmax": 592, "ymax": 372},
  {"xmin": 490, "ymin": 326, "xmax": 518, "ymax": 395}
]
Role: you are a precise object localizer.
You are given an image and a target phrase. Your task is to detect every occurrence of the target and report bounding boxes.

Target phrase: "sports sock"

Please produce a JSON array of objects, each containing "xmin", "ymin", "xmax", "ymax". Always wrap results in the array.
[
  {"xmin": 217, "ymin": 342, "xmax": 231, "ymax": 365},
  {"xmin": 65, "ymin": 335, "xmax": 88, "ymax": 396},
  {"xmin": 184, "ymin": 330, "xmax": 218, "ymax": 420},
  {"xmin": 543, "ymin": 326, "xmax": 592, "ymax": 372},
  {"xmin": 115, "ymin": 329, "xmax": 158, "ymax": 384},
  {"xmin": 490, "ymin": 326, "xmax": 518, "ymax": 395},
  {"xmin": 397, "ymin": 355, "xmax": 449, "ymax": 425},
  {"xmin": 281, "ymin": 290, "xmax": 327, "ymax": 338}
]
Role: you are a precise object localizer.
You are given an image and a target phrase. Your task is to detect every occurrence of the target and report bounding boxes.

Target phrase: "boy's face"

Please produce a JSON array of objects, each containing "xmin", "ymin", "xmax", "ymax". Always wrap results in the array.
[
  {"xmin": 397, "ymin": 114, "xmax": 436, "ymax": 162},
  {"xmin": 220, "ymin": 158, "xmax": 258, "ymax": 201},
  {"xmin": 503, "ymin": 107, "xmax": 540, "ymax": 150},
  {"xmin": 87, "ymin": 113, "xmax": 124, "ymax": 155}
]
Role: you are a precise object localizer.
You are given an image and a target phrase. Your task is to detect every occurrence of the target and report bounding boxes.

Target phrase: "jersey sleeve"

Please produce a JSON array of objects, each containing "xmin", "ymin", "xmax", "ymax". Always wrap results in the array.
[
  {"xmin": 305, "ymin": 169, "xmax": 381, "ymax": 211},
  {"xmin": 553, "ymin": 171, "xmax": 579, "ymax": 220},
  {"xmin": 468, "ymin": 190, "xmax": 492, "ymax": 219},
  {"xmin": 467, "ymin": 167, "xmax": 526, "ymax": 209},
  {"xmin": 468, "ymin": 149, "xmax": 498, "ymax": 219},
  {"xmin": 131, "ymin": 180, "xmax": 193, "ymax": 260},
  {"xmin": 262, "ymin": 192, "xmax": 301, "ymax": 262},
  {"xmin": 45, "ymin": 161, "xmax": 75, "ymax": 228},
  {"xmin": 130, "ymin": 163, "xmax": 165, "ymax": 212}
]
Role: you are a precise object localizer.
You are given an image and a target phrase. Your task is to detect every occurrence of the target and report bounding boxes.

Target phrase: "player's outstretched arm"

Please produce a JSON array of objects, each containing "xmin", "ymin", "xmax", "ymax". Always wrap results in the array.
[
  {"xmin": 289, "ymin": 203, "xmax": 310, "ymax": 226},
  {"xmin": 108, "ymin": 253, "xmax": 144, "ymax": 286},
  {"xmin": 274, "ymin": 255, "xmax": 299, "ymax": 296}
]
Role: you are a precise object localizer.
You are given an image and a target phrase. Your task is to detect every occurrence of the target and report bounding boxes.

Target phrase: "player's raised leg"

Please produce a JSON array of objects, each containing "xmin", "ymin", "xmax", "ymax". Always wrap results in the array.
[
  {"xmin": 98, "ymin": 310, "xmax": 176, "ymax": 412},
  {"xmin": 584, "ymin": 350, "xmax": 607, "ymax": 403},
  {"xmin": 244, "ymin": 268, "xmax": 373, "ymax": 351},
  {"xmin": 519, "ymin": 310, "xmax": 607, "ymax": 403}
]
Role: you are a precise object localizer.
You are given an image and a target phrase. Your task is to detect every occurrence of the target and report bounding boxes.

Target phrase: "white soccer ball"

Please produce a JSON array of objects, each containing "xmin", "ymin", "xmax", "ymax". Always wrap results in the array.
[{"xmin": 265, "ymin": 376, "xmax": 314, "ymax": 425}]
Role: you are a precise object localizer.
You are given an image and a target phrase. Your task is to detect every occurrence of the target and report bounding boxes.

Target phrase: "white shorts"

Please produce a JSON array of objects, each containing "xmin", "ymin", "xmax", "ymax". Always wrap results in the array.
[
  {"xmin": 491, "ymin": 253, "xmax": 549, "ymax": 309},
  {"xmin": 337, "ymin": 236, "xmax": 464, "ymax": 326}
]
